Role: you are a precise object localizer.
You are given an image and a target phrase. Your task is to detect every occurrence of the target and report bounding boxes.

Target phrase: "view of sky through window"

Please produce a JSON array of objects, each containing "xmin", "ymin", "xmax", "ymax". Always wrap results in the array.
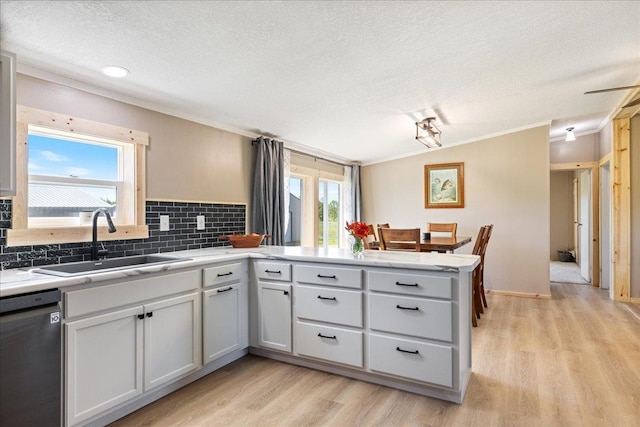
[{"xmin": 28, "ymin": 134, "xmax": 118, "ymax": 180}]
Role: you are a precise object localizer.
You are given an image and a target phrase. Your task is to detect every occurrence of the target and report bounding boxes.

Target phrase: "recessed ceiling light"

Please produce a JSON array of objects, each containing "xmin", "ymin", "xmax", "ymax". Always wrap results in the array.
[{"xmin": 102, "ymin": 65, "xmax": 129, "ymax": 78}]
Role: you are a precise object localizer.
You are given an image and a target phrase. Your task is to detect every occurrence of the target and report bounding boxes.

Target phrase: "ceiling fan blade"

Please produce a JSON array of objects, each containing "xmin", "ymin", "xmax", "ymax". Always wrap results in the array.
[
  {"xmin": 622, "ymin": 97, "xmax": 640, "ymax": 108},
  {"xmin": 584, "ymin": 85, "xmax": 640, "ymax": 95}
]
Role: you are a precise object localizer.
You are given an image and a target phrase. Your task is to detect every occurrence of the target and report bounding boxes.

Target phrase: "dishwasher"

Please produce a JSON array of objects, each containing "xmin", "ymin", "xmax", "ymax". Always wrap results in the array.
[{"xmin": 0, "ymin": 288, "xmax": 62, "ymax": 426}]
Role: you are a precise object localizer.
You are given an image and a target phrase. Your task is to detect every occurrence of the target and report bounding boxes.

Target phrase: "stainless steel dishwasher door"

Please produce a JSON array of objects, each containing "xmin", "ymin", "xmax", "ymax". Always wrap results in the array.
[{"xmin": 0, "ymin": 289, "xmax": 62, "ymax": 427}]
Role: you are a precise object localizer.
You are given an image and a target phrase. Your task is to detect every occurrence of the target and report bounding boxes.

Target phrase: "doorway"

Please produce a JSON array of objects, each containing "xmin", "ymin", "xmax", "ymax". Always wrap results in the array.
[{"xmin": 549, "ymin": 165, "xmax": 599, "ymax": 286}]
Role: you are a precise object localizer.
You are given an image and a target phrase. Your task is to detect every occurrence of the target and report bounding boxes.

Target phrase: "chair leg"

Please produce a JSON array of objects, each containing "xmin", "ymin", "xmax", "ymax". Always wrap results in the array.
[
  {"xmin": 480, "ymin": 267, "xmax": 488, "ymax": 308},
  {"xmin": 471, "ymin": 296, "xmax": 478, "ymax": 327}
]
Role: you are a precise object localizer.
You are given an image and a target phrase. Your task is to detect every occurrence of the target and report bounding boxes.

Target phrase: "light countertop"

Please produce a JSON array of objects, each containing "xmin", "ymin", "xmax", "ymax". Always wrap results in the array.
[{"xmin": 0, "ymin": 246, "xmax": 480, "ymax": 297}]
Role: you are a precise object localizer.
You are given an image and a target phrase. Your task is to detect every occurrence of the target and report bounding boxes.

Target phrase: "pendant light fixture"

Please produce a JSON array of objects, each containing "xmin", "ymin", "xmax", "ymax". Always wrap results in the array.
[
  {"xmin": 565, "ymin": 127, "xmax": 576, "ymax": 142},
  {"xmin": 415, "ymin": 117, "xmax": 442, "ymax": 148}
]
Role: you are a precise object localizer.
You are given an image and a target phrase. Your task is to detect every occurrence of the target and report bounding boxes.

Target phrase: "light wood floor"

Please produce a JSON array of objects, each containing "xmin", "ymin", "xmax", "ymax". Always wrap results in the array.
[{"xmin": 111, "ymin": 283, "xmax": 640, "ymax": 427}]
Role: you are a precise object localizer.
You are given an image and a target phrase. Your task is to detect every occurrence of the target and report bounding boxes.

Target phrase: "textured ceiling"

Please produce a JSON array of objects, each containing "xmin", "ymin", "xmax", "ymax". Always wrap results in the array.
[{"xmin": 1, "ymin": 1, "xmax": 639, "ymax": 163}]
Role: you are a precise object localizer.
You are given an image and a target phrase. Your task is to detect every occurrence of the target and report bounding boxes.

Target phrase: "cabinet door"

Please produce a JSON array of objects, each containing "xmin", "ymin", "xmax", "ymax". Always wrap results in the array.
[
  {"xmin": 203, "ymin": 284, "xmax": 242, "ymax": 363},
  {"xmin": 257, "ymin": 282, "xmax": 292, "ymax": 352},
  {"xmin": 0, "ymin": 50, "xmax": 16, "ymax": 197},
  {"xmin": 144, "ymin": 293, "xmax": 201, "ymax": 391},
  {"xmin": 66, "ymin": 306, "xmax": 144, "ymax": 426}
]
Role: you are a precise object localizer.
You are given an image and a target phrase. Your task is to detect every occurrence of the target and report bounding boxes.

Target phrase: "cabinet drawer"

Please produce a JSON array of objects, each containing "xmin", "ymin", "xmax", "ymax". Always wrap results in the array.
[
  {"xmin": 296, "ymin": 285, "xmax": 363, "ymax": 327},
  {"xmin": 295, "ymin": 264, "xmax": 362, "ymax": 289},
  {"xmin": 255, "ymin": 261, "xmax": 292, "ymax": 282},
  {"xmin": 368, "ymin": 271, "xmax": 452, "ymax": 299},
  {"xmin": 369, "ymin": 334, "xmax": 453, "ymax": 388},
  {"xmin": 203, "ymin": 263, "xmax": 242, "ymax": 288},
  {"xmin": 369, "ymin": 294, "xmax": 452, "ymax": 342},
  {"xmin": 295, "ymin": 321, "xmax": 363, "ymax": 368}
]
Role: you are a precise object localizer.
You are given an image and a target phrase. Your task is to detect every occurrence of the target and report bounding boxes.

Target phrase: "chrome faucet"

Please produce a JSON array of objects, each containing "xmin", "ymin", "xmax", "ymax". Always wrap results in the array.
[{"xmin": 91, "ymin": 208, "xmax": 117, "ymax": 260}]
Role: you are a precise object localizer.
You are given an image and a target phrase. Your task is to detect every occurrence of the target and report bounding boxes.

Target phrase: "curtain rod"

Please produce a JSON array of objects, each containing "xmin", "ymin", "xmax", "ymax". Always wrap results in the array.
[{"xmin": 251, "ymin": 138, "xmax": 350, "ymax": 167}]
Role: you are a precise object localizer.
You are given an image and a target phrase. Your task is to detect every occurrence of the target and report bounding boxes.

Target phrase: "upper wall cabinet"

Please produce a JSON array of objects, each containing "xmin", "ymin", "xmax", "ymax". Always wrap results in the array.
[{"xmin": 0, "ymin": 50, "xmax": 17, "ymax": 196}]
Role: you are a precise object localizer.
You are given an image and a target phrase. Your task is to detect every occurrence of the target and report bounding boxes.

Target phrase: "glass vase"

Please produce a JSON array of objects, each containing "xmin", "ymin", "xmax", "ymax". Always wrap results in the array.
[{"xmin": 351, "ymin": 236, "xmax": 364, "ymax": 258}]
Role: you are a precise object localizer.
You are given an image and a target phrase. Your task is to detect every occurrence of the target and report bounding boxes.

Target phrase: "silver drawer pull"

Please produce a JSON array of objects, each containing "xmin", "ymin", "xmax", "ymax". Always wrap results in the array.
[
  {"xmin": 318, "ymin": 333, "xmax": 337, "ymax": 340},
  {"xmin": 317, "ymin": 274, "xmax": 337, "ymax": 279},
  {"xmin": 395, "ymin": 281, "xmax": 418, "ymax": 287},
  {"xmin": 396, "ymin": 304, "xmax": 419, "ymax": 311},
  {"xmin": 217, "ymin": 272, "xmax": 233, "ymax": 277},
  {"xmin": 317, "ymin": 295, "xmax": 337, "ymax": 301},
  {"xmin": 396, "ymin": 346, "xmax": 419, "ymax": 355}
]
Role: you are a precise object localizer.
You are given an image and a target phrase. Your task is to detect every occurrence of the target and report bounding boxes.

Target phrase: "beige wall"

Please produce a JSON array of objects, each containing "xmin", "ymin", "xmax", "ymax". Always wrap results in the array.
[
  {"xmin": 631, "ymin": 115, "xmax": 639, "ymax": 298},
  {"xmin": 598, "ymin": 123, "xmax": 612, "ymax": 159},
  {"xmin": 362, "ymin": 126, "xmax": 551, "ymax": 296},
  {"xmin": 16, "ymin": 74, "xmax": 255, "ymax": 204},
  {"xmin": 550, "ymin": 171, "xmax": 574, "ymax": 260},
  {"xmin": 550, "ymin": 133, "xmax": 599, "ymax": 163}
]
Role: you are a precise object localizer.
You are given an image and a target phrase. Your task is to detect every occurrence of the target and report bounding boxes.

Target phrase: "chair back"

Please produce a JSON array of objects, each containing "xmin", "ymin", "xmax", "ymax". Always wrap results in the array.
[
  {"xmin": 427, "ymin": 222, "xmax": 457, "ymax": 237},
  {"xmin": 364, "ymin": 224, "xmax": 377, "ymax": 249},
  {"xmin": 378, "ymin": 228, "xmax": 421, "ymax": 252},
  {"xmin": 472, "ymin": 226, "xmax": 488, "ymax": 255},
  {"xmin": 480, "ymin": 224, "xmax": 493, "ymax": 258}
]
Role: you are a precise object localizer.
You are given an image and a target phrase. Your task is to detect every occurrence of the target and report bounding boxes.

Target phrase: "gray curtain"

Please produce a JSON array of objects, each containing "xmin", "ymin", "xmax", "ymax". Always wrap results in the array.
[
  {"xmin": 351, "ymin": 164, "xmax": 362, "ymax": 221},
  {"xmin": 251, "ymin": 137, "xmax": 285, "ymax": 245}
]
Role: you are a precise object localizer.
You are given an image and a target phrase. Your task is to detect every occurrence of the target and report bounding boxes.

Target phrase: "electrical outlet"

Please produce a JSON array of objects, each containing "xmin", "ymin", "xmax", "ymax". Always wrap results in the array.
[
  {"xmin": 196, "ymin": 215, "xmax": 205, "ymax": 230},
  {"xmin": 159, "ymin": 215, "xmax": 170, "ymax": 231}
]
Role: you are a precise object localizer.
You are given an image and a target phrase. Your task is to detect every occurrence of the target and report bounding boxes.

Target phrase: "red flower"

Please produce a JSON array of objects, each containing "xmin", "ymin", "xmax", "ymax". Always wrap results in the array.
[{"xmin": 345, "ymin": 221, "xmax": 371, "ymax": 240}]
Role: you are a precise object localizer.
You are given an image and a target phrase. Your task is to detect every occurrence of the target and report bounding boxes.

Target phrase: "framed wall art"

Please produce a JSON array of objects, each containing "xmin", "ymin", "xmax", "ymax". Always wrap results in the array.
[{"xmin": 424, "ymin": 162, "xmax": 464, "ymax": 208}]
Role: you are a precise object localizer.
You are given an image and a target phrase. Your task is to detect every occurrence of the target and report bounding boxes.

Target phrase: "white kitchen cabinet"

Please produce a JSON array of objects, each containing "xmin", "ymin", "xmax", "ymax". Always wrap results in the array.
[
  {"xmin": 64, "ymin": 269, "xmax": 201, "ymax": 426},
  {"xmin": 203, "ymin": 284, "xmax": 244, "ymax": 363},
  {"xmin": 65, "ymin": 306, "xmax": 144, "ymax": 426},
  {"xmin": 66, "ymin": 292, "xmax": 200, "ymax": 426},
  {"xmin": 257, "ymin": 281, "xmax": 292, "ymax": 352},
  {"xmin": 143, "ymin": 293, "xmax": 201, "ymax": 391},
  {"xmin": 0, "ymin": 50, "xmax": 16, "ymax": 196}
]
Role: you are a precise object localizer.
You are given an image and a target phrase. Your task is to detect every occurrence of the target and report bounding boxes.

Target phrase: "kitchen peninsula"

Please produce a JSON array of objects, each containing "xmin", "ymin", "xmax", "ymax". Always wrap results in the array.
[{"xmin": 0, "ymin": 247, "xmax": 479, "ymax": 427}]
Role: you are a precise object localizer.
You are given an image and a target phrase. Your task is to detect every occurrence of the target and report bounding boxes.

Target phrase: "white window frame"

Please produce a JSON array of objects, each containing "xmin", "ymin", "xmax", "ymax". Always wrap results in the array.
[
  {"xmin": 27, "ymin": 125, "xmax": 127, "ymax": 227},
  {"xmin": 289, "ymin": 162, "xmax": 345, "ymax": 248},
  {"xmin": 7, "ymin": 105, "xmax": 149, "ymax": 246}
]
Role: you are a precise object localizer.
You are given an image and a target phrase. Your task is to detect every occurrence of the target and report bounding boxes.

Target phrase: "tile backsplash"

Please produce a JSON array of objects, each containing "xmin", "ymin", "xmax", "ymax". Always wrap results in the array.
[{"xmin": 0, "ymin": 199, "xmax": 246, "ymax": 270}]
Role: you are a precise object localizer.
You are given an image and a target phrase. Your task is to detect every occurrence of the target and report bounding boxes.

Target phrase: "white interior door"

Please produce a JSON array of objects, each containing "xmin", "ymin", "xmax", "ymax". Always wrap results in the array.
[
  {"xmin": 578, "ymin": 170, "xmax": 591, "ymax": 282},
  {"xmin": 600, "ymin": 163, "xmax": 611, "ymax": 292}
]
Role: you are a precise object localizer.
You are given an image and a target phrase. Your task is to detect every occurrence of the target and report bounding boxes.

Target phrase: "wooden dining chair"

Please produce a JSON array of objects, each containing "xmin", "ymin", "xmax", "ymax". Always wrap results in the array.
[
  {"xmin": 378, "ymin": 228, "xmax": 421, "ymax": 252},
  {"xmin": 471, "ymin": 226, "xmax": 489, "ymax": 326},
  {"xmin": 478, "ymin": 224, "xmax": 493, "ymax": 310},
  {"xmin": 364, "ymin": 224, "xmax": 378, "ymax": 250},
  {"xmin": 426, "ymin": 222, "xmax": 457, "ymax": 237}
]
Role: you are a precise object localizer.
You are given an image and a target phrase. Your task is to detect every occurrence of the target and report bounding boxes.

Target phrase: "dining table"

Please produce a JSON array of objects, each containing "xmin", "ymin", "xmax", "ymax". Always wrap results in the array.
[
  {"xmin": 419, "ymin": 235, "xmax": 472, "ymax": 252},
  {"xmin": 369, "ymin": 235, "xmax": 472, "ymax": 253}
]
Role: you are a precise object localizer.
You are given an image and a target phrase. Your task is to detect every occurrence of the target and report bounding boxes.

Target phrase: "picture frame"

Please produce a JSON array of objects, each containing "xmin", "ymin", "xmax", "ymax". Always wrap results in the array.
[{"xmin": 424, "ymin": 162, "xmax": 464, "ymax": 208}]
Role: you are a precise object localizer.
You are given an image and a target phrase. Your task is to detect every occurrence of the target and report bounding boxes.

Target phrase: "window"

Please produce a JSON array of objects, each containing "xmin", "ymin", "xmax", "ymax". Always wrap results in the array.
[
  {"xmin": 288, "ymin": 153, "xmax": 346, "ymax": 249},
  {"xmin": 7, "ymin": 106, "xmax": 148, "ymax": 246},
  {"xmin": 318, "ymin": 179, "xmax": 342, "ymax": 248},
  {"xmin": 27, "ymin": 126, "xmax": 126, "ymax": 227},
  {"xmin": 285, "ymin": 176, "xmax": 303, "ymax": 246}
]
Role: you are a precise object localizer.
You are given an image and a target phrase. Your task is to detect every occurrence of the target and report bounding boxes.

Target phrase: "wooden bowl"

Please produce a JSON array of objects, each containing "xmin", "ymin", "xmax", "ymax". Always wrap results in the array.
[{"xmin": 219, "ymin": 234, "xmax": 270, "ymax": 248}]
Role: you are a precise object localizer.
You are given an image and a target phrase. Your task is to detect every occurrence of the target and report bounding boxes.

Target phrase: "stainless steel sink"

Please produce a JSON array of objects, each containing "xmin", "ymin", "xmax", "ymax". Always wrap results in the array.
[{"xmin": 33, "ymin": 255, "xmax": 187, "ymax": 277}]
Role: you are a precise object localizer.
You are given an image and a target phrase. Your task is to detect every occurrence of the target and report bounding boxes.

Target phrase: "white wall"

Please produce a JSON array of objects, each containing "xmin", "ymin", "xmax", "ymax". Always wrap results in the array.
[{"xmin": 361, "ymin": 125, "xmax": 551, "ymax": 297}]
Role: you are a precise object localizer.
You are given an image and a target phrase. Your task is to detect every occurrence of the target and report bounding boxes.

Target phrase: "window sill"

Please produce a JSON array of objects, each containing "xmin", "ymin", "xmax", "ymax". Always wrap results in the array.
[{"xmin": 6, "ymin": 225, "xmax": 149, "ymax": 247}]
